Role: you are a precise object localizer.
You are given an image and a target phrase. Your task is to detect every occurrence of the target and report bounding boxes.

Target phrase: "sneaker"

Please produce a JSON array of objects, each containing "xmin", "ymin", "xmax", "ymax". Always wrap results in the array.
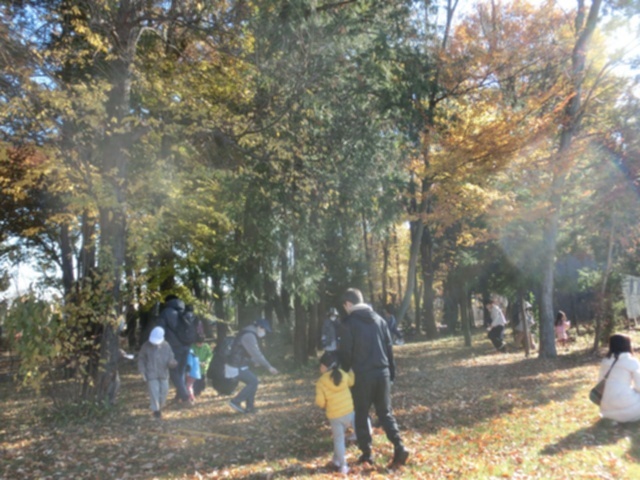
[
  {"xmin": 339, "ymin": 465, "xmax": 349, "ymax": 474},
  {"xmin": 245, "ymin": 406, "xmax": 259, "ymax": 414},
  {"xmin": 357, "ymin": 454, "xmax": 374, "ymax": 466},
  {"xmin": 228, "ymin": 401, "xmax": 246, "ymax": 414},
  {"xmin": 152, "ymin": 410, "xmax": 161, "ymax": 419},
  {"xmin": 389, "ymin": 448, "xmax": 410, "ymax": 468}
]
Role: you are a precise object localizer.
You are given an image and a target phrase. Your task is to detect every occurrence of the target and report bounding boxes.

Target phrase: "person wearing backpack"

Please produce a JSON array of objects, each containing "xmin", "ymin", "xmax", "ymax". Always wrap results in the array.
[
  {"xmin": 155, "ymin": 295, "xmax": 196, "ymax": 406},
  {"xmin": 321, "ymin": 307, "xmax": 340, "ymax": 353},
  {"xmin": 227, "ymin": 318, "xmax": 278, "ymax": 414}
]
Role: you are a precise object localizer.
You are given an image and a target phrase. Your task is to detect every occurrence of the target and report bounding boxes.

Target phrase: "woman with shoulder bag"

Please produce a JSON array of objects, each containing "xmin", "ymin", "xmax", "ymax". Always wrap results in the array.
[{"xmin": 598, "ymin": 334, "xmax": 640, "ymax": 423}]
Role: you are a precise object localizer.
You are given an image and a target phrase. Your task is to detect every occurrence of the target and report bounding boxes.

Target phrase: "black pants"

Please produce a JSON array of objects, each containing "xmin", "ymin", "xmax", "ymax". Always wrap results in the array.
[
  {"xmin": 488, "ymin": 325, "xmax": 506, "ymax": 351},
  {"xmin": 351, "ymin": 372, "xmax": 403, "ymax": 456},
  {"xmin": 170, "ymin": 347, "xmax": 190, "ymax": 401}
]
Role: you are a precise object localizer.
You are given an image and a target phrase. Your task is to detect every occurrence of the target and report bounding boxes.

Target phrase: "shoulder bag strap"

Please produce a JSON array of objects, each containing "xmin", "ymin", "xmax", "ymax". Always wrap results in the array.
[{"xmin": 603, "ymin": 357, "xmax": 619, "ymax": 380}]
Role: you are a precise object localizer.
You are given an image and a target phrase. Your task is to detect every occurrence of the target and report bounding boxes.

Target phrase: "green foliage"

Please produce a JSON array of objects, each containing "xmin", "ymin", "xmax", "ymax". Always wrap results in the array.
[
  {"xmin": 4, "ymin": 295, "xmax": 64, "ymax": 393},
  {"xmin": 1, "ymin": 0, "xmax": 639, "ymax": 360},
  {"xmin": 45, "ymin": 399, "xmax": 116, "ymax": 426},
  {"xmin": 4, "ymin": 271, "xmax": 123, "ymax": 408}
]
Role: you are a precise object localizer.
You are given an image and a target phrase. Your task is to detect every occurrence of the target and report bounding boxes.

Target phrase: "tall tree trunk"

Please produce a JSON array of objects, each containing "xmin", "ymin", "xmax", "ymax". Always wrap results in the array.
[
  {"xmin": 279, "ymin": 249, "xmax": 292, "ymax": 325},
  {"xmin": 413, "ymin": 273, "xmax": 421, "ymax": 332},
  {"xmin": 361, "ymin": 211, "xmax": 374, "ymax": 303},
  {"xmin": 94, "ymin": 0, "xmax": 144, "ymax": 403},
  {"xmin": 60, "ymin": 223, "xmax": 74, "ymax": 295},
  {"xmin": 593, "ymin": 212, "xmax": 616, "ymax": 351},
  {"xmin": 460, "ymin": 282, "xmax": 471, "ymax": 347},
  {"xmin": 308, "ymin": 303, "xmax": 318, "ymax": 355},
  {"xmin": 211, "ymin": 273, "xmax": 226, "ymax": 320},
  {"xmin": 397, "ymin": 216, "xmax": 424, "ymax": 326},
  {"xmin": 293, "ymin": 295, "xmax": 307, "ymax": 364},
  {"xmin": 382, "ymin": 228, "xmax": 390, "ymax": 306},
  {"xmin": 420, "ymin": 226, "xmax": 437, "ymax": 339},
  {"xmin": 393, "ymin": 225, "xmax": 403, "ymax": 303},
  {"xmin": 539, "ymin": 0, "xmax": 603, "ymax": 358},
  {"xmin": 518, "ymin": 293, "xmax": 532, "ymax": 358},
  {"xmin": 79, "ymin": 211, "xmax": 96, "ymax": 280}
]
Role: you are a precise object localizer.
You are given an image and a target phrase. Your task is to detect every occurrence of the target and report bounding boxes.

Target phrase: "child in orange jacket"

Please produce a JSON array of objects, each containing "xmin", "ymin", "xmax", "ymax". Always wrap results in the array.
[{"xmin": 315, "ymin": 351, "xmax": 355, "ymax": 474}]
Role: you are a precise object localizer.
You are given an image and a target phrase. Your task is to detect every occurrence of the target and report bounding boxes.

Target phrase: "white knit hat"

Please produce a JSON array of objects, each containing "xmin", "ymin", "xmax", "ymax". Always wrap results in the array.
[{"xmin": 149, "ymin": 326, "xmax": 165, "ymax": 345}]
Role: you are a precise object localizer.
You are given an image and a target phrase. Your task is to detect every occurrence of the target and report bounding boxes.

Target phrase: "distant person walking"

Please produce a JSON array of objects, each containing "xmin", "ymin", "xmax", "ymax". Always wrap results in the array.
[
  {"xmin": 338, "ymin": 288, "xmax": 409, "ymax": 469},
  {"xmin": 315, "ymin": 351, "xmax": 355, "ymax": 475},
  {"xmin": 321, "ymin": 308, "xmax": 340, "ymax": 353},
  {"xmin": 514, "ymin": 301, "xmax": 536, "ymax": 351},
  {"xmin": 598, "ymin": 334, "xmax": 640, "ymax": 423},
  {"xmin": 137, "ymin": 327, "xmax": 177, "ymax": 419},
  {"xmin": 383, "ymin": 305, "xmax": 404, "ymax": 345},
  {"xmin": 486, "ymin": 299, "xmax": 507, "ymax": 353},
  {"xmin": 555, "ymin": 310, "xmax": 571, "ymax": 348}
]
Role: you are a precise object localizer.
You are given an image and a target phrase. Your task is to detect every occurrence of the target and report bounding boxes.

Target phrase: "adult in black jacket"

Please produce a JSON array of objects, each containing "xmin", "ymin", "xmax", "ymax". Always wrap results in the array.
[
  {"xmin": 338, "ymin": 288, "xmax": 409, "ymax": 469},
  {"xmin": 155, "ymin": 296, "xmax": 191, "ymax": 405}
]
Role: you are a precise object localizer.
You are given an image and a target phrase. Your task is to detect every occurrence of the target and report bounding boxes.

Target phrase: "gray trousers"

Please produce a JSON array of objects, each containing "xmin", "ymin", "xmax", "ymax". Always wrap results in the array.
[
  {"xmin": 147, "ymin": 378, "xmax": 169, "ymax": 412},
  {"xmin": 329, "ymin": 411, "xmax": 355, "ymax": 467}
]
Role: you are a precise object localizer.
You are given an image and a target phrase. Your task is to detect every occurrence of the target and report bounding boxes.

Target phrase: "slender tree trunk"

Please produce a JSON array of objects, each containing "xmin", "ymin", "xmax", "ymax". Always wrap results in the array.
[
  {"xmin": 397, "ymin": 218, "xmax": 424, "ymax": 326},
  {"xmin": 211, "ymin": 273, "xmax": 226, "ymax": 320},
  {"xmin": 361, "ymin": 211, "xmax": 374, "ymax": 302},
  {"xmin": 60, "ymin": 223, "xmax": 74, "ymax": 295},
  {"xmin": 382, "ymin": 228, "xmax": 390, "ymax": 306},
  {"xmin": 518, "ymin": 294, "xmax": 532, "ymax": 358},
  {"xmin": 413, "ymin": 273, "xmax": 421, "ymax": 332},
  {"xmin": 593, "ymin": 212, "xmax": 616, "ymax": 351},
  {"xmin": 293, "ymin": 295, "xmax": 307, "ymax": 364},
  {"xmin": 420, "ymin": 227, "xmax": 437, "ymax": 339},
  {"xmin": 460, "ymin": 282, "xmax": 471, "ymax": 347},
  {"xmin": 280, "ymin": 249, "xmax": 292, "ymax": 324},
  {"xmin": 95, "ymin": 1, "xmax": 145, "ymax": 402},
  {"xmin": 79, "ymin": 211, "xmax": 96, "ymax": 280},
  {"xmin": 539, "ymin": 0, "xmax": 603, "ymax": 359},
  {"xmin": 308, "ymin": 303, "xmax": 318, "ymax": 355},
  {"xmin": 393, "ymin": 225, "xmax": 403, "ymax": 302}
]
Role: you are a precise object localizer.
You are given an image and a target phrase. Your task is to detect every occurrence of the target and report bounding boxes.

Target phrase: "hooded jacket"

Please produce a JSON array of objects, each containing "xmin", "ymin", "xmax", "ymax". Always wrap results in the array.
[
  {"xmin": 156, "ymin": 298, "xmax": 187, "ymax": 351},
  {"xmin": 315, "ymin": 368, "xmax": 355, "ymax": 419},
  {"xmin": 338, "ymin": 304, "xmax": 395, "ymax": 381},
  {"xmin": 137, "ymin": 341, "xmax": 177, "ymax": 381}
]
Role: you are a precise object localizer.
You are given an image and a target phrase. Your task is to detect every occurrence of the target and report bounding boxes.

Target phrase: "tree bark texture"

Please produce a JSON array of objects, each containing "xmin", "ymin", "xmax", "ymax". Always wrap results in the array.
[{"xmin": 539, "ymin": 0, "xmax": 602, "ymax": 359}]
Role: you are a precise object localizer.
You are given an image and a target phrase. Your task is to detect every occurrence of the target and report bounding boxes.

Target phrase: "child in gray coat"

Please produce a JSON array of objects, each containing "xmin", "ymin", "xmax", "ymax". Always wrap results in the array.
[{"xmin": 138, "ymin": 326, "xmax": 177, "ymax": 418}]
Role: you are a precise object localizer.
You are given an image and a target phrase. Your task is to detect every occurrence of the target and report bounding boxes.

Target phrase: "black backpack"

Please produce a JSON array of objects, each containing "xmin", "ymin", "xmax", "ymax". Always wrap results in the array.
[{"xmin": 207, "ymin": 336, "xmax": 239, "ymax": 396}]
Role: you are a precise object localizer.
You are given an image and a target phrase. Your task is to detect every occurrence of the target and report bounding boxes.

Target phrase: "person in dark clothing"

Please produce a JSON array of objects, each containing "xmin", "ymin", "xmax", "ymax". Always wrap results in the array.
[
  {"xmin": 338, "ymin": 288, "xmax": 409, "ymax": 469},
  {"xmin": 155, "ymin": 295, "xmax": 192, "ymax": 406},
  {"xmin": 321, "ymin": 307, "xmax": 340, "ymax": 352},
  {"xmin": 383, "ymin": 305, "xmax": 404, "ymax": 345}
]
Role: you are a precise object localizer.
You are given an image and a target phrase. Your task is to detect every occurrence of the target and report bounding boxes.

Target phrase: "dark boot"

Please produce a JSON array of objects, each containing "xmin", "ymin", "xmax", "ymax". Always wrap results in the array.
[{"xmin": 389, "ymin": 447, "xmax": 409, "ymax": 468}]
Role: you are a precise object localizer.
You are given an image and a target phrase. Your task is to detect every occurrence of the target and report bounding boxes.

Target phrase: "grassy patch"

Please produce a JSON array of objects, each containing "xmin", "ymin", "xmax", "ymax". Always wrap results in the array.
[{"xmin": 2, "ymin": 330, "xmax": 640, "ymax": 479}]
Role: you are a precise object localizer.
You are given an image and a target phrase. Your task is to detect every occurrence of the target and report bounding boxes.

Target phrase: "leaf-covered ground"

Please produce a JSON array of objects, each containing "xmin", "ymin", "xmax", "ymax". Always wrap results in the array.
[{"xmin": 2, "ymin": 329, "xmax": 640, "ymax": 479}]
